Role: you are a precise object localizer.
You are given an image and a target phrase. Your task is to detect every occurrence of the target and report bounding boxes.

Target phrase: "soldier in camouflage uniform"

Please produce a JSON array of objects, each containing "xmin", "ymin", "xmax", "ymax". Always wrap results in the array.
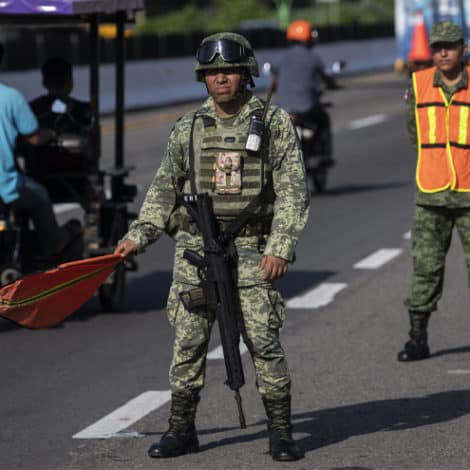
[
  {"xmin": 115, "ymin": 32, "xmax": 309, "ymax": 460},
  {"xmin": 399, "ymin": 21, "xmax": 470, "ymax": 361}
]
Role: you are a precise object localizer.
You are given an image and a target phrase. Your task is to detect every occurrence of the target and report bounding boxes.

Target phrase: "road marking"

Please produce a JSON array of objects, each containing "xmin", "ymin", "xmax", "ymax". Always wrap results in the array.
[
  {"xmin": 207, "ymin": 342, "xmax": 248, "ymax": 360},
  {"xmin": 73, "ymin": 390, "xmax": 171, "ymax": 439},
  {"xmin": 353, "ymin": 248, "xmax": 403, "ymax": 269},
  {"xmin": 286, "ymin": 282, "xmax": 347, "ymax": 309},
  {"xmin": 348, "ymin": 114, "xmax": 387, "ymax": 130},
  {"xmin": 403, "ymin": 231, "xmax": 411, "ymax": 239},
  {"xmin": 448, "ymin": 369, "xmax": 470, "ymax": 375}
]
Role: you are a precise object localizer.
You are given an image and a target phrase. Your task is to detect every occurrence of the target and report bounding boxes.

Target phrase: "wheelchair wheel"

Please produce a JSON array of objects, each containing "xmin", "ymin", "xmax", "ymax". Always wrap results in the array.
[
  {"xmin": 1, "ymin": 266, "xmax": 22, "ymax": 287},
  {"xmin": 98, "ymin": 209, "xmax": 127, "ymax": 312},
  {"xmin": 99, "ymin": 262, "xmax": 125, "ymax": 312}
]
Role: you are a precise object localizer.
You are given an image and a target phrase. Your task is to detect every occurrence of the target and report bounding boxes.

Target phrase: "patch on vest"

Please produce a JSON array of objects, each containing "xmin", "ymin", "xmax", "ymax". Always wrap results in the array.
[{"xmin": 215, "ymin": 151, "xmax": 242, "ymax": 194}]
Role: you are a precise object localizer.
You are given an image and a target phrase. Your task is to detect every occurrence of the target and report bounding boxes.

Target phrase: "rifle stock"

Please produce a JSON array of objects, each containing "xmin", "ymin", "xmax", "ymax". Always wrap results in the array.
[{"xmin": 181, "ymin": 193, "xmax": 246, "ymax": 429}]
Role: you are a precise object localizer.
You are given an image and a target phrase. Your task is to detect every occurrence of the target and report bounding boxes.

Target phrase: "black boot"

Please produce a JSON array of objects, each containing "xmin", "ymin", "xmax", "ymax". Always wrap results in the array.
[
  {"xmin": 262, "ymin": 395, "xmax": 304, "ymax": 462},
  {"xmin": 397, "ymin": 311, "xmax": 431, "ymax": 362},
  {"xmin": 148, "ymin": 391, "xmax": 200, "ymax": 458}
]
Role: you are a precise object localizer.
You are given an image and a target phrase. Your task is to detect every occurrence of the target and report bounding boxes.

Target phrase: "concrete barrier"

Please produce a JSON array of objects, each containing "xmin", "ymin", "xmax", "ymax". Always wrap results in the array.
[{"xmin": 1, "ymin": 37, "xmax": 395, "ymax": 113}]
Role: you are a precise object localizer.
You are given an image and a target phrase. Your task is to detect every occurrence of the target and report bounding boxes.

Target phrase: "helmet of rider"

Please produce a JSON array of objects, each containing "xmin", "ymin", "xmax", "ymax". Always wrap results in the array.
[
  {"xmin": 286, "ymin": 20, "xmax": 314, "ymax": 43},
  {"xmin": 194, "ymin": 32, "xmax": 259, "ymax": 83}
]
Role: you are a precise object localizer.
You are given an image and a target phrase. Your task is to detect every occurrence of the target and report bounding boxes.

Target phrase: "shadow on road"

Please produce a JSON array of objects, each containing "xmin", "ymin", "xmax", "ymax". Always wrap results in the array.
[
  {"xmin": 431, "ymin": 345, "xmax": 470, "ymax": 358},
  {"xmin": 192, "ymin": 390, "xmax": 470, "ymax": 456},
  {"xmin": 294, "ymin": 390, "xmax": 470, "ymax": 453},
  {"xmin": 277, "ymin": 270, "xmax": 336, "ymax": 299},
  {"xmin": 319, "ymin": 181, "xmax": 411, "ymax": 197}
]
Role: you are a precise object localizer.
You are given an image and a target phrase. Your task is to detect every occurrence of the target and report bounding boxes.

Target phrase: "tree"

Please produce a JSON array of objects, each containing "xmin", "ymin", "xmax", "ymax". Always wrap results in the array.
[{"xmin": 272, "ymin": 0, "xmax": 294, "ymax": 29}]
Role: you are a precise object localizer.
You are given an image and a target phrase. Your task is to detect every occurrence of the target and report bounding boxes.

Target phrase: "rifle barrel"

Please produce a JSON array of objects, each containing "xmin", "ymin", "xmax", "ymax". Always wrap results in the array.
[{"xmin": 235, "ymin": 390, "xmax": 247, "ymax": 429}]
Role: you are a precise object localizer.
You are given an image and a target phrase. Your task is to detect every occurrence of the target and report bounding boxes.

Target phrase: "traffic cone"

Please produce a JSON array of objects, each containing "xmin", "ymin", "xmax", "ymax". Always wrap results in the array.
[{"xmin": 408, "ymin": 11, "xmax": 431, "ymax": 63}]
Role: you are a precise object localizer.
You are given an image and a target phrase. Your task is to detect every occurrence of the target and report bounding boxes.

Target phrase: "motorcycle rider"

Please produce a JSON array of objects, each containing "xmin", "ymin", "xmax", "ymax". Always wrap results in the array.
[
  {"xmin": 28, "ymin": 57, "xmax": 94, "ymax": 203},
  {"xmin": 270, "ymin": 19, "xmax": 340, "ymax": 167},
  {"xmin": 30, "ymin": 57, "xmax": 92, "ymax": 132},
  {"xmin": 0, "ymin": 44, "xmax": 81, "ymax": 261}
]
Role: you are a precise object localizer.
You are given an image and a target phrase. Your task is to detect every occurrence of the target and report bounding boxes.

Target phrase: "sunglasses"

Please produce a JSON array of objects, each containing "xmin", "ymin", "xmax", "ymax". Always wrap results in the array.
[{"xmin": 196, "ymin": 39, "xmax": 252, "ymax": 64}]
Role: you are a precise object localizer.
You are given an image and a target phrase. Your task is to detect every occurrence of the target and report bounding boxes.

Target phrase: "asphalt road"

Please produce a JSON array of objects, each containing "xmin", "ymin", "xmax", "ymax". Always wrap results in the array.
[{"xmin": 3, "ymin": 72, "xmax": 470, "ymax": 470}]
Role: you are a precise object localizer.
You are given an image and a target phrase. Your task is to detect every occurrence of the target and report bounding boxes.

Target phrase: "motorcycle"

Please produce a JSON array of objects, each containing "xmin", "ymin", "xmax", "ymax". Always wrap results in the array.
[
  {"xmin": 288, "ymin": 105, "xmax": 333, "ymax": 193},
  {"xmin": 263, "ymin": 60, "xmax": 345, "ymax": 194}
]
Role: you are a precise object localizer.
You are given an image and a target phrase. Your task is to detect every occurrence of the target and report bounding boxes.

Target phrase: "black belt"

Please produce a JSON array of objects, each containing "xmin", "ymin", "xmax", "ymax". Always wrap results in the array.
[{"xmin": 179, "ymin": 217, "xmax": 271, "ymax": 237}]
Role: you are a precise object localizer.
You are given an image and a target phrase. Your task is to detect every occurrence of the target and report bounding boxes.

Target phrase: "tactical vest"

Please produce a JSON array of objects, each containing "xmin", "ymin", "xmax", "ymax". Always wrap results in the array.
[
  {"xmin": 413, "ymin": 66, "xmax": 470, "ymax": 192},
  {"xmin": 186, "ymin": 102, "xmax": 277, "ymax": 222}
]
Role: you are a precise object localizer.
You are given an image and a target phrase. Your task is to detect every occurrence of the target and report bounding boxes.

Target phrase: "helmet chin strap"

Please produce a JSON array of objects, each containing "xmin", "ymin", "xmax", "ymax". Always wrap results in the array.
[
  {"xmin": 239, "ymin": 70, "xmax": 254, "ymax": 90},
  {"xmin": 234, "ymin": 73, "xmax": 253, "ymax": 102}
]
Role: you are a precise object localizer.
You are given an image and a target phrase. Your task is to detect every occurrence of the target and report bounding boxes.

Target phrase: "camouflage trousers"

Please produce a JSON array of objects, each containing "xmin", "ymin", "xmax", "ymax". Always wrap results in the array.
[
  {"xmin": 406, "ymin": 205, "xmax": 470, "ymax": 313},
  {"xmin": 166, "ymin": 282, "xmax": 291, "ymax": 399}
]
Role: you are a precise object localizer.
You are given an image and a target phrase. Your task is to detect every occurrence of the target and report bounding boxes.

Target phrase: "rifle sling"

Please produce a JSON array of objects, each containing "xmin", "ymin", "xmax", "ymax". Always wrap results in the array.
[{"xmin": 188, "ymin": 112, "xmax": 198, "ymax": 194}]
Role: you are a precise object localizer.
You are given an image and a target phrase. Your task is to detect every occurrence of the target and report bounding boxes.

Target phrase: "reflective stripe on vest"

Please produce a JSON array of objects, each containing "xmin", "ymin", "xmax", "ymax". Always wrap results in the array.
[{"xmin": 413, "ymin": 66, "xmax": 470, "ymax": 192}]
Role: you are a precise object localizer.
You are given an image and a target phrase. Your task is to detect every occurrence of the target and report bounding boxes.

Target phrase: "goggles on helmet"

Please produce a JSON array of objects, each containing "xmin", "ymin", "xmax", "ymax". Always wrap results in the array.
[{"xmin": 196, "ymin": 39, "xmax": 252, "ymax": 64}]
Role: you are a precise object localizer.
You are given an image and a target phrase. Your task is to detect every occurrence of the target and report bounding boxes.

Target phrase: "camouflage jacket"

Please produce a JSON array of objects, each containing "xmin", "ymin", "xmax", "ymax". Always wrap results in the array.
[
  {"xmin": 406, "ymin": 66, "xmax": 470, "ymax": 207},
  {"xmin": 124, "ymin": 93, "xmax": 309, "ymax": 286}
]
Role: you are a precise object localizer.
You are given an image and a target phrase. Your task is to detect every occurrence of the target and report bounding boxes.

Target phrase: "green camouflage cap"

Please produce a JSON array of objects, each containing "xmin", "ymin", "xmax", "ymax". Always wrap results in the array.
[
  {"xmin": 194, "ymin": 32, "xmax": 259, "ymax": 82},
  {"xmin": 429, "ymin": 21, "xmax": 464, "ymax": 46}
]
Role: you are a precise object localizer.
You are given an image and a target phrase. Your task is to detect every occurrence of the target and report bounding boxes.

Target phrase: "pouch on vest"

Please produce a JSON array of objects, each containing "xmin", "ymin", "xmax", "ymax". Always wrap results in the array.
[
  {"xmin": 179, "ymin": 286, "xmax": 207, "ymax": 312},
  {"xmin": 215, "ymin": 151, "xmax": 242, "ymax": 194}
]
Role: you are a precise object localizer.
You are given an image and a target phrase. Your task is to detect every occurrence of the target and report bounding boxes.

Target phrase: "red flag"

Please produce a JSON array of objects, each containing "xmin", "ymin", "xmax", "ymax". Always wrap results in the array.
[{"xmin": 0, "ymin": 254, "xmax": 123, "ymax": 329}]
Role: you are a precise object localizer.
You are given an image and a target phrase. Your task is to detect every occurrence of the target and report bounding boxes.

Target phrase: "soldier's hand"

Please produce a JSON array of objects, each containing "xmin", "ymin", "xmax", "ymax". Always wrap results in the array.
[
  {"xmin": 114, "ymin": 239, "xmax": 137, "ymax": 258},
  {"xmin": 259, "ymin": 255, "xmax": 288, "ymax": 281}
]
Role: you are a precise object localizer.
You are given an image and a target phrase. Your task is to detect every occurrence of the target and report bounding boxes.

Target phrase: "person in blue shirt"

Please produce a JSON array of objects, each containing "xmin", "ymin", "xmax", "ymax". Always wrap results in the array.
[{"xmin": 0, "ymin": 44, "xmax": 79, "ymax": 259}]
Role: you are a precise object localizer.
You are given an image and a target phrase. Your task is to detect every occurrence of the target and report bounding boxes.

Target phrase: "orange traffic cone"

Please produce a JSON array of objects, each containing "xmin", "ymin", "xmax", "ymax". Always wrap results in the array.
[{"xmin": 408, "ymin": 11, "xmax": 431, "ymax": 63}]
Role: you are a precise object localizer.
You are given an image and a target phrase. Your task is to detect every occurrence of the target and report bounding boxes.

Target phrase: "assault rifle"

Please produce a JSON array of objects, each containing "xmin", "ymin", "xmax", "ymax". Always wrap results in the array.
[{"xmin": 180, "ymin": 193, "xmax": 247, "ymax": 429}]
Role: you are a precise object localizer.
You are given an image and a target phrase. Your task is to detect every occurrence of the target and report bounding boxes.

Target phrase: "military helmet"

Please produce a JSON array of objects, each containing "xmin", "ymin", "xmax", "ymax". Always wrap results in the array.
[{"xmin": 195, "ymin": 32, "xmax": 259, "ymax": 82}]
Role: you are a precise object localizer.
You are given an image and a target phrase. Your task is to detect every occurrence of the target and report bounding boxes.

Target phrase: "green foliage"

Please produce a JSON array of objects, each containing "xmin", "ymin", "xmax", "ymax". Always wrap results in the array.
[
  {"xmin": 136, "ymin": 4, "xmax": 210, "ymax": 34},
  {"xmin": 137, "ymin": 0, "xmax": 273, "ymax": 35},
  {"xmin": 136, "ymin": 0, "xmax": 394, "ymax": 35},
  {"xmin": 209, "ymin": 0, "xmax": 272, "ymax": 31},
  {"xmin": 293, "ymin": 0, "xmax": 394, "ymax": 26}
]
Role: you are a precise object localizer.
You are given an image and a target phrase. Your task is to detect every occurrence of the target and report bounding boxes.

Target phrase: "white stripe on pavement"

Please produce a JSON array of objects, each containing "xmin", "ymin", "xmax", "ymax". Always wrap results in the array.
[
  {"xmin": 207, "ymin": 342, "xmax": 248, "ymax": 360},
  {"xmin": 286, "ymin": 282, "xmax": 347, "ymax": 309},
  {"xmin": 448, "ymin": 369, "xmax": 470, "ymax": 375},
  {"xmin": 348, "ymin": 114, "xmax": 387, "ymax": 130},
  {"xmin": 73, "ymin": 390, "xmax": 171, "ymax": 439},
  {"xmin": 353, "ymin": 248, "xmax": 403, "ymax": 269},
  {"xmin": 403, "ymin": 230, "xmax": 411, "ymax": 239}
]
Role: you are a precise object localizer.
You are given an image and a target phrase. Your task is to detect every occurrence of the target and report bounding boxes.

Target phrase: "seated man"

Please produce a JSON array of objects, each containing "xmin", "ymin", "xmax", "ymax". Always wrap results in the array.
[
  {"xmin": 29, "ymin": 57, "xmax": 94, "ymax": 203},
  {"xmin": 30, "ymin": 57, "xmax": 92, "ymax": 133},
  {"xmin": 0, "ymin": 44, "xmax": 81, "ymax": 261}
]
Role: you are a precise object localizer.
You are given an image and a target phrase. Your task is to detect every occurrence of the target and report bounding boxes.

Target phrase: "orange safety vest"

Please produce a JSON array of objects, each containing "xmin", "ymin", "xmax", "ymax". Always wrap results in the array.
[{"xmin": 413, "ymin": 66, "xmax": 470, "ymax": 192}]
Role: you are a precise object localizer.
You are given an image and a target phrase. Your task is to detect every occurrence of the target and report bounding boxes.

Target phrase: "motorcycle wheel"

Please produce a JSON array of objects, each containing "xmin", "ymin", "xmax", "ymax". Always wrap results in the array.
[
  {"xmin": 99, "ymin": 209, "xmax": 127, "ymax": 312},
  {"xmin": 312, "ymin": 168, "xmax": 328, "ymax": 193}
]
